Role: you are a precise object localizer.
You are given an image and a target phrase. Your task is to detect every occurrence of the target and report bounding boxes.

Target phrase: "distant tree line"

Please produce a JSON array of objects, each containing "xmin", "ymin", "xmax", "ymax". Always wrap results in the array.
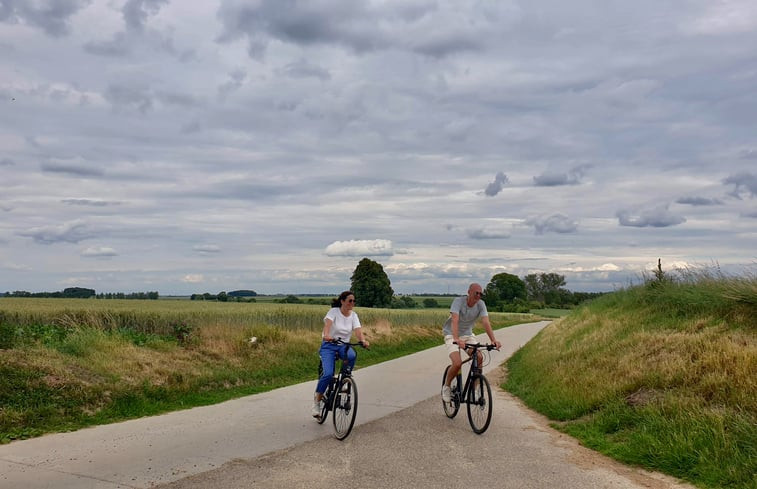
[
  {"xmin": 2, "ymin": 288, "xmax": 160, "ymax": 300},
  {"xmin": 348, "ymin": 259, "xmax": 605, "ymax": 311},
  {"xmin": 190, "ymin": 290, "xmax": 257, "ymax": 302},
  {"xmin": 96, "ymin": 292, "xmax": 159, "ymax": 300}
]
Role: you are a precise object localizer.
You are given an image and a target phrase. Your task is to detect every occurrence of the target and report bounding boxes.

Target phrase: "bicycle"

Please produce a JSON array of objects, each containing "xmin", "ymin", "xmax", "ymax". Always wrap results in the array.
[
  {"xmin": 441, "ymin": 342, "xmax": 497, "ymax": 434},
  {"xmin": 316, "ymin": 339, "xmax": 366, "ymax": 440}
]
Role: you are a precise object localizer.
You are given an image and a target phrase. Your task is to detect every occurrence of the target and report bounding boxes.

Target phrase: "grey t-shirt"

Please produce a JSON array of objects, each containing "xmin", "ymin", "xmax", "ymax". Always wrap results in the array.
[{"xmin": 442, "ymin": 296, "xmax": 488, "ymax": 336}]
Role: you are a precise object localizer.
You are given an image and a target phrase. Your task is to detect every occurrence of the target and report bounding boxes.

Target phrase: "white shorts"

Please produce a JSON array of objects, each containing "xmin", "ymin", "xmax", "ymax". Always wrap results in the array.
[{"xmin": 444, "ymin": 334, "xmax": 477, "ymax": 356}]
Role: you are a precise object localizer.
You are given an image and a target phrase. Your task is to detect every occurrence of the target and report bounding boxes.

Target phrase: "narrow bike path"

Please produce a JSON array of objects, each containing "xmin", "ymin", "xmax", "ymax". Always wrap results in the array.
[{"xmin": 0, "ymin": 321, "xmax": 550, "ymax": 489}]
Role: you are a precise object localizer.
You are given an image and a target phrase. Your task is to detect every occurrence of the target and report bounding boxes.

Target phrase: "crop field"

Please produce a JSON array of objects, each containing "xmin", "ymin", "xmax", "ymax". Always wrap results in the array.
[{"xmin": 0, "ymin": 297, "xmax": 535, "ymax": 349}]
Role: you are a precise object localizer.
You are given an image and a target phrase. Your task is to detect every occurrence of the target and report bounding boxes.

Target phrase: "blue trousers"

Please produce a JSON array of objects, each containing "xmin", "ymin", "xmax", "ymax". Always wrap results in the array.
[{"xmin": 316, "ymin": 341, "xmax": 356, "ymax": 394}]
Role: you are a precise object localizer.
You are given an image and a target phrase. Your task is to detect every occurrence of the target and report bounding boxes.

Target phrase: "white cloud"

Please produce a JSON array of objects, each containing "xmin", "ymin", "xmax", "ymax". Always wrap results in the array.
[
  {"xmin": 616, "ymin": 205, "xmax": 687, "ymax": 228},
  {"xmin": 193, "ymin": 244, "xmax": 222, "ymax": 253},
  {"xmin": 325, "ymin": 240, "xmax": 394, "ymax": 257},
  {"xmin": 182, "ymin": 274, "xmax": 204, "ymax": 283}
]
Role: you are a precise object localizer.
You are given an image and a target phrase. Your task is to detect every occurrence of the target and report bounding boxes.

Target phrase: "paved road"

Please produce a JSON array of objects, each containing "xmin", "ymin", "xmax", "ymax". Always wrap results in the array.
[{"xmin": 0, "ymin": 321, "xmax": 692, "ymax": 489}]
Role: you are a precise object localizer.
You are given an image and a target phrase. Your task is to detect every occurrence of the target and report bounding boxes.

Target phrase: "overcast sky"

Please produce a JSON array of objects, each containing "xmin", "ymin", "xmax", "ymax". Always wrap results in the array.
[{"xmin": 1, "ymin": 0, "xmax": 756, "ymax": 296}]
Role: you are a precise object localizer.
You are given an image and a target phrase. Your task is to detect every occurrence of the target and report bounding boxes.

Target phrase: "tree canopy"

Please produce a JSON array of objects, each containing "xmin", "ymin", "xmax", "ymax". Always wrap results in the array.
[
  {"xmin": 350, "ymin": 258, "xmax": 394, "ymax": 308},
  {"xmin": 483, "ymin": 273, "xmax": 526, "ymax": 306}
]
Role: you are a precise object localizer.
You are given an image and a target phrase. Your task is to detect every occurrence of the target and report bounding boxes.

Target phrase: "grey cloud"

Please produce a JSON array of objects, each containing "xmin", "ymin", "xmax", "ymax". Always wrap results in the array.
[
  {"xmin": 81, "ymin": 246, "xmax": 118, "ymax": 257},
  {"xmin": 723, "ymin": 172, "xmax": 757, "ymax": 199},
  {"xmin": 105, "ymin": 84, "xmax": 153, "ymax": 113},
  {"xmin": 0, "ymin": 0, "xmax": 89, "ymax": 37},
  {"xmin": 533, "ymin": 165, "xmax": 590, "ymax": 187},
  {"xmin": 180, "ymin": 121, "xmax": 202, "ymax": 134},
  {"xmin": 676, "ymin": 196, "xmax": 724, "ymax": 206},
  {"xmin": 467, "ymin": 227, "xmax": 510, "ymax": 239},
  {"xmin": 484, "ymin": 172, "xmax": 509, "ymax": 197},
  {"xmin": 218, "ymin": 70, "xmax": 246, "ymax": 99},
  {"xmin": 193, "ymin": 244, "xmax": 221, "ymax": 254},
  {"xmin": 616, "ymin": 205, "xmax": 686, "ymax": 228},
  {"xmin": 62, "ymin": 199, "xmax": 120, "ymax": 206},
  {"xmin": 525, "ymin": 214, "xmax": 578, "ymax": 234},
  {"xmin": 41, "ymin": 160, "xmax": 104, "ymax": 177},
  {"xmin": 122, "ymin": 0, "xmax": 169, "ymax": 32},
  {"xmin": 741, "ymin": 210, "xmax": 757, "ymax": 218},
  {"xmin": 1, "ymin": 158, "xmax": 14, "ymax": 166},
  {"xmin": 738, "ymin": 149, "xmax": 757, "ymax": 159},
  {"xmin": 83, "ymin": 32, "xmax": 130, "ymax": 57},
  {"xmin": 215, "ymin": 0, "xmax": 489, "ymax": 58},
  {"xmin": 279, "ymin": 60, "xmax": 331, "ymax": 81},
  {"xmin": 156, "ymin": 91, "xmax": 202, "ymax": 109},
  {"xmin": 18, "ymin": 220, "xmax": 96, "ymax": 244}
]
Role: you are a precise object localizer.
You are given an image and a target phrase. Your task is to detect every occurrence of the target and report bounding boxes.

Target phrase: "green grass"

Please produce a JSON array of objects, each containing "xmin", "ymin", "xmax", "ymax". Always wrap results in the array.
[
  {"xmin": 0, "ymin": 300, "xmax": 537, "ymax": 443},
  {"xmin": 505, "ymin": 268, "xmax": 757, "ymax": 489}
]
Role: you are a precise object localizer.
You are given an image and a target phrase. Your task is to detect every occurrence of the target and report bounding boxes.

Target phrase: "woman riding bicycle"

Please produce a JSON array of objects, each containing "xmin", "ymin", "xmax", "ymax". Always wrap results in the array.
[{"xmin": 312, "ymin": 290, "xmax": 370, "ymax": 418}]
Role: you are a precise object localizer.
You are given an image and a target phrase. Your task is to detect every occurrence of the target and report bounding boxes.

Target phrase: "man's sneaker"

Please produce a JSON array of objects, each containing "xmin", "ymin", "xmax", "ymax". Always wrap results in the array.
[
  {"xmin": 311, "ymin": 402, "xmax": 321, "ymax": 418},
  {"xmin": 441, "ymin": 385, "xmax": 451, "ymax": 403}
]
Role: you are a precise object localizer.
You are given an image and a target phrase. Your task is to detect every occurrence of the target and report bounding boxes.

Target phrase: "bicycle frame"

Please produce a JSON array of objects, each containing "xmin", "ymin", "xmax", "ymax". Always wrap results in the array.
[{"xmin": 456, "ymin": 346, "xmax": 484, "ymax": 404}]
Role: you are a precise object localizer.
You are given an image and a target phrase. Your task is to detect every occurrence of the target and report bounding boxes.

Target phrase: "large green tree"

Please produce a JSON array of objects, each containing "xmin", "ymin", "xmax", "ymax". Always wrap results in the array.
[
  {"xmin": 483, "ymin": 272, "xmax": 526, "ymax": 305},
  {"xmin": 350, "ymin": 258, "xmax": 394, "ymax": 308}
]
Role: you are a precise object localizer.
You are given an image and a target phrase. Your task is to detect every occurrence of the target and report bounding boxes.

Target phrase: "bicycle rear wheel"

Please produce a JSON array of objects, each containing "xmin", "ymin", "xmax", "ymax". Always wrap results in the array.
[
  {"xmin": 442, "ymin": 365, "xmax": 460, "ymax": 418},
  {"xmin": 466, "ymin": 373, "xmax": 492, "ymax": 434},
  {"xmin": 332, "ymin": 377, "xmax": 358, "ymax": 440}
]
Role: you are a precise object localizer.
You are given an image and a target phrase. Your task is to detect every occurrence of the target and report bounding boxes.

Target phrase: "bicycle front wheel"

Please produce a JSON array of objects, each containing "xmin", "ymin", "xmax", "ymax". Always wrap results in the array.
[
  {"xmin": 466, "ymin": 374, "xmax": 492, "ymax": 434},
  {"xmin": 442, "ymin": 365, "xmax": 460, "ymax": 419},
  {"xmin": 332, "ymin": 377, "xmax": 358, "ymax": 440}
]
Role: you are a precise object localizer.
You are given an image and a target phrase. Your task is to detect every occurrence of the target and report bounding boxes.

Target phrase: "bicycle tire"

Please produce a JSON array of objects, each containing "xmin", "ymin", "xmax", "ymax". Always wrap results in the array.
[
  {"xmin": 466, "ymin": 373, "xmax": 492, "ymax": 434},
  {"xmin": 332, "ymin": 376, "xmax": 358, "ymax": 440},
  {"xmin": 442, "ymin": 365, "xmax": 461, "ymax": 418}
]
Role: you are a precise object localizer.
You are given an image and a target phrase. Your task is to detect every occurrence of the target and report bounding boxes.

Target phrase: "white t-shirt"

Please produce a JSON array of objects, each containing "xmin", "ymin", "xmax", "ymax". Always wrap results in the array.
[{"xmin": 324, "ymin": 307, "xmax": 362, "ymax": 342}]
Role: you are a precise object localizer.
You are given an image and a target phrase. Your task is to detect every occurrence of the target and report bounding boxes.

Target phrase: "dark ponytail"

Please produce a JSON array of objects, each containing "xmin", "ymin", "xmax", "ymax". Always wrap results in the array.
[{"xmin": 331, "ymin": 290, "xmax": 355, "ymax": 307}]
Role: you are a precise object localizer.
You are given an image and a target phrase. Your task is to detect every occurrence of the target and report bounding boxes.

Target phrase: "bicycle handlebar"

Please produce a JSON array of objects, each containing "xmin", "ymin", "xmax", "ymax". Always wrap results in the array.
[
  {"xmin": 453, "ymin": 341, "xmax": 498, "ymax": 351},
  {"xmin": 329, "ymin": 338, "xmax": 369, "ymax": 349}
]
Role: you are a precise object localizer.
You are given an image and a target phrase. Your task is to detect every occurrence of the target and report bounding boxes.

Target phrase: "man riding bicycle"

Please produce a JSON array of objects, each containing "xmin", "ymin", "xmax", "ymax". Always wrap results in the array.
[{"xmin": 441, "ymin": 283, "xmax": 501, "ymax": 403}]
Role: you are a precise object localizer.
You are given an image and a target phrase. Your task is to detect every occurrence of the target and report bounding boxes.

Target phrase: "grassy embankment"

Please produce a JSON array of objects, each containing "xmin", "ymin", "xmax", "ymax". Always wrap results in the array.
[
  {"xmin": 505, "ymin": 269, "xmax": 756, "ymax": 489},
  {"xmin": 0, "ymin": 299, "xmax": 535, "ymax": 443}
]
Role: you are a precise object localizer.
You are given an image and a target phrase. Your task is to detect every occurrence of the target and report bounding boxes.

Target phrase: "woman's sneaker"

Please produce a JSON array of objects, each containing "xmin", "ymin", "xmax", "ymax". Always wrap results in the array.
[{"xmin": 441, "ymin": 385, "xmax": 451, "ymax": 403}]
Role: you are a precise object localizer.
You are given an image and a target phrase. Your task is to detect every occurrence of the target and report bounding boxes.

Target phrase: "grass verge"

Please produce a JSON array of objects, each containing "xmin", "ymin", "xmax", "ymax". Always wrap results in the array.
[{"xmin": 504, "ymin": 268, "xmax": 757, "ymax": 489}]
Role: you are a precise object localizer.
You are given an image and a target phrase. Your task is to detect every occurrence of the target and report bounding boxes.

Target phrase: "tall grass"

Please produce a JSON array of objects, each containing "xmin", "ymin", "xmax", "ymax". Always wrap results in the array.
[{"xmin": 505, "ymin": 268, "xmax": 757, "ymax": 489}]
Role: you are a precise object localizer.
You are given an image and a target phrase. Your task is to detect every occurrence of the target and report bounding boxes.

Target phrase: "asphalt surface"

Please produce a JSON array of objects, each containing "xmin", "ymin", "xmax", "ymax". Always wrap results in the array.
[{"xmin": 0, "ymin": 321, "xmax": 694, "ymax": 489}]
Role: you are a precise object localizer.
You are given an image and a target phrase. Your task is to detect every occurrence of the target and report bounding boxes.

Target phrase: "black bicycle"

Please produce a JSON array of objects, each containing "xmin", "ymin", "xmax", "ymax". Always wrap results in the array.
[
  {"xmin": 317, "ymin": 339, "xmax": 366, "ymax": 440},
  {"xmin": 441, "ymin": 342, "xmax": 497, "ymax": 434}
]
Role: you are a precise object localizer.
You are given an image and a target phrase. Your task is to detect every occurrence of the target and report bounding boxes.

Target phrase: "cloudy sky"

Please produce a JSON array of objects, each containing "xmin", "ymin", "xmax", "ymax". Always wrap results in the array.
[{"xmin": 1, "ymin": 0, "xmax": 756, "ymax": 296}]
